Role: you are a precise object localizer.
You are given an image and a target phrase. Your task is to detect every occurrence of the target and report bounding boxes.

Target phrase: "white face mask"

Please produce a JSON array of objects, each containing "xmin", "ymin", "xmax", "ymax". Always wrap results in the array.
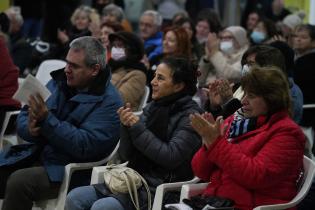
[
  {"xmin": 241, "ymin": 64, "xmax": 250, "ymax": 76},
  {"xmin": 111, "ymin": 47, "xmax": 125, "ymax": 60},
  {"xmin": 220, "ymin": 41, "xmax": 234, "ymax": 54}
]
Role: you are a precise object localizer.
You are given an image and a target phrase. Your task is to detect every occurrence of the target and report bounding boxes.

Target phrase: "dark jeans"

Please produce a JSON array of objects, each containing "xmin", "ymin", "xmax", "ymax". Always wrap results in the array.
[{"xmin": 0, "ymin": 166, "xmax": 60, "ymax": 210}]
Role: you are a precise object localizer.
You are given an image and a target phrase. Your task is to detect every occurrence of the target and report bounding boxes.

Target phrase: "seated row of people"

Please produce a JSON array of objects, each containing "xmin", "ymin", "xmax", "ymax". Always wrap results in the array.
[{"xmin": 0, "ymin": 35, "xmax": 307, "ymax": 210}]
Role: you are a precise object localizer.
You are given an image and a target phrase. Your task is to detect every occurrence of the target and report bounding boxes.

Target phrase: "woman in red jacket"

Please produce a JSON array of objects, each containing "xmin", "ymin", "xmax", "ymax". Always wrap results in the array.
[
  {"xmin": 0, "ymin": 35, "xmax": 20, "ymax": 131},
  {"xmin": 190, "ymin": 65, "xmax": 305, "ymax": 210}
]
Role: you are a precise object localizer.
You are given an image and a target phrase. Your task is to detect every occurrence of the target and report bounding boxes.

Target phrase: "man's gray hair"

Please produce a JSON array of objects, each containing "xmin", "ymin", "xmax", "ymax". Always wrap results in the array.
[
  {"xmin": 102, "ymin": 3, "xmax": 124, "ymax": 22},
  {"xmin": 69, "ymin": 36, "xmax": 106, "ymax": 70},
  {"xmin": 141, "ymin": 10, "xmax": 162, "ymax": 27}
]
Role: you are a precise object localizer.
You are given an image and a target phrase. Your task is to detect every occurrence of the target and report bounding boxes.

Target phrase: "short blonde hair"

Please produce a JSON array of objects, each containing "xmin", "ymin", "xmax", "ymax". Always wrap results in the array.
[{"xmin": 70, "ymin": 5, "xmax": 100, "ymax": 27}]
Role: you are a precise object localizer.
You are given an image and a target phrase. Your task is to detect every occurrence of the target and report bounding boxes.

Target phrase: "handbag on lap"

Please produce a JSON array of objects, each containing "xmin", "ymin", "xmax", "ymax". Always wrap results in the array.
[{"xmin": 103, "ymin": 162, "xmax": 151, "ymax": 210}]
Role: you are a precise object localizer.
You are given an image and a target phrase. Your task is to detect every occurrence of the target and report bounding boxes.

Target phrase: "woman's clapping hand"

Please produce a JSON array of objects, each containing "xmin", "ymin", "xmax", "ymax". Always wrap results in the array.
[
  {"xmin": 190, "ymin": 112, "xmax": 227, "ymax": 149},
  {"xmin": 117, "ymin": 103, "xmax": 139, "ymax": 127}
]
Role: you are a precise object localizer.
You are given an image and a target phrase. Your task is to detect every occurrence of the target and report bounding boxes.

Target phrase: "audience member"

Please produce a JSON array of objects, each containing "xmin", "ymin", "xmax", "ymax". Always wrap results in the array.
[
  {"xmin": 56, "ymin": 5, "xmax": 100, "ymax": 59},
  {"xmin": 92, "ymin": 0, "xmax": 125, "ymax": 15},
  {"xmin": 194, "ymin": 8, "xmax": 222, "ymax": 59},
  {"xmin": 139, "ymin": 10, "xmax": 163, "ymax": 62},
  {"xmin": 152, "ymin": 26, "xmax": 191, "ymax": 63},
  {"xmin": 204, "ymin": 44, "xmax": 303, "ymax": 124},
  {"xmin": 280, "ymin": 11, "xmax": 305, "ymax": 46},
  {"xmin": 152, "ymin": 0, "xmax": 186, "ymax": 28},
  {"xmin": 292, "ymin": 24, "xmax": 315, "ymax": 127},
  {"xmin": 269, "ymin": 41, "xmax": 303, "ymax": 124},
  {"xmin": 173, "ymin": 17, "xmax": 199, "ymax": 60},
  {"xmin": 108, "ymin": 31, "xmax": 147, "ymax": 111},
  {"xmin": 0, "ymin": 35, "xmax": 20, "ymax": 132},
  {"xmin": 244, "ymin": 10, "xmax": 261, "ymax": 34},
  {"xmin": 58, "ymin": 5, "xmax": 100, "ymax": 45},
  {"xmin": 190, "ymin": 65, "xmax": 305, "ymax": 210},
  {"xmin": 250, "ymin": 18, "xmax": 278, "ymax": 44},
  {"xmin": 198, "ymin": 26, "xmax": 249, "ymax": 87},
  {"xmin": 4, "ymin": 6, "xmax": 33, "ymax": 75},
  {"xmin": 172, "ymin": 11, "xmax": 189, "ymax": 25},
  {"xmin": 14, "ymin": 0, "xmax": 43, "ymax": 39},
  {"xmin": 101, "ymin": 3, "xmax": 132, "ymax": 32},
  {"xmin": 0, "ymin": 36, "xmax": 122, "ymax": 210},
  {"xmin": 267, "ymin": 0, "xmax": 291, "ymax": 23},
  {"xmin": 148, "ymin": 26, "xmax": 191, "ymax": 88},
  {"xmin": 99, "ymin": 21, "xmax": 124, "ymax": 61},
  {"xmin": 195, "ymin": 8, "xmax": 222, "ymax": 45},
  {"xmin": 65, "ymin": 56, "xmax": 202, "ymax": 210}
]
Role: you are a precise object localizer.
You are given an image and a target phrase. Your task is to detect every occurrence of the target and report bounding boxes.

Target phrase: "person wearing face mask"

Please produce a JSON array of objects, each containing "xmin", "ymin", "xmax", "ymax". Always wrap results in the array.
[
  {"xmin": 250, "ymin": 18, "xmax": 278, "ymax": 45},
  {"xmin": 190, "ymin": 66, "xmax": 305, "ymax": 210},
  {"xmin": 204, "ymin": 44, "xmax": 303, "ymax": 125},
  {"xmin": 198, "ymin": 26, "xmax": 249, "ymax": 89},
  {"xmin": 108, "ymin": 31, "xmax": 148, "ymax": 111}
]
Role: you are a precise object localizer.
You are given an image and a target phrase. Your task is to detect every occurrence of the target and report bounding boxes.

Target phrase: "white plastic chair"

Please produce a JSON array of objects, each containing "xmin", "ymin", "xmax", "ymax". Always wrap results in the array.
[
  {"xmin": 301, "ymin": 104, "xmax": 315, "ymax": 160},
  {"xmin": 133, "ymin": 85, "xmax": 150, "ymax": 116},
  {"xmin": 0, "ymin": 110, "xmax": 21, "ymax": 150},
  {"xmin": 36, "ymin": 59, "xmax": 66, "ymax": 85},
  {"xmin": 152, "ymin": 177, "xmax": 200, "ymax": 210},
  {"xmin": 178, "ymin": 156, "xmax": 315, "ymax": 210},
  {"xmin": 33, "ymin": 141, "xmax": 120, "ymax": 210},
  {"xmin": 89, "ymin": 165, "xmax": 199, "ymax": 210}
]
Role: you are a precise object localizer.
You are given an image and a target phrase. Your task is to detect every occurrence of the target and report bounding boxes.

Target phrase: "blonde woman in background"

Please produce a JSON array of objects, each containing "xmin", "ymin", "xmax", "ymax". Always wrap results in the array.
[{"xmin": 57, "ymin": 5, "xmax": 100, "ymax": 45}]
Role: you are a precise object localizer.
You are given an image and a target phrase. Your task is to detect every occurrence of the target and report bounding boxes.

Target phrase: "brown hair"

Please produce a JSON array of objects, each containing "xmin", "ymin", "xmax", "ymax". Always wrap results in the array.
[
  {"xmin": 100, "ymin": 21, "xmax": 124, "ymax": 32},
  {"xmin": 241, "ymin": 65, "xmax": 292, "ymax": 116},
  {"xmin": 163, "ymin": 26, "xmax": 191, "ymax": 59}
]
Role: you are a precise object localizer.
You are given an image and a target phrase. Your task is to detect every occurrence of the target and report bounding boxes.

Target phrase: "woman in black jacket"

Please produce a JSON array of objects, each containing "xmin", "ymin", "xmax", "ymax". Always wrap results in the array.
[{"xmin": 65, "ymin": 56, "xmax": 202, "ymax": 210}]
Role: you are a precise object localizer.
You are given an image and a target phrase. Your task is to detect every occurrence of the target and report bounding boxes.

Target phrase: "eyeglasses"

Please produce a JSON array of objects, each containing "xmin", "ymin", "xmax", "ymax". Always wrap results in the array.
[{"xmin": 220, "ymin": 36, "xmax": 234, "ymax": 40}]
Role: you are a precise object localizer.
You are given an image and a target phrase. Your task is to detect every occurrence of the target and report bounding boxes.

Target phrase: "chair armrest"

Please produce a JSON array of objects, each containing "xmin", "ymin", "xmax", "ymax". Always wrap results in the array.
[
  {"xmin": 90, "ymin": 161, "xmax": 129, "ymax": 185},
  {"xmin": 303, "ymin": 104, "xmax": 315, "ymax": 109},
  {"xmin": 0, "ymin": 110, "xmax": 21, "ymax": 150},
  {"xmin": 180, "ymin": 182, "xmax": 209, "ymax": 202},
  {"xmin": 53, "ymin": 142, "xmax": 120, "ymax": 209},
  {"xmin": 152, "ymin": 177, "xmax": 200, "ymax": 210},
  {"xmin": 133, "ymin": 111, "xmax": 143, "ymax": 116},
  {"xmin": 90, "ymin": 166, "xmax": 109, "ymax": 185},
  {"xmin": 253, "ymin": 202, "xmax": 296, "ymax": 210}
]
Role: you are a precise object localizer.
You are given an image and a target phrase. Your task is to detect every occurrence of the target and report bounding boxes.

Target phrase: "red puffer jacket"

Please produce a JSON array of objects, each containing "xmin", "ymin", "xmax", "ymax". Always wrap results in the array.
[
  {"xmin": 192, "ymin": 111, "xmax": 305, "ymax": 210},
  {"xmin": 0, "ymin": 37, "xmax": 20, "ymax": 108}
]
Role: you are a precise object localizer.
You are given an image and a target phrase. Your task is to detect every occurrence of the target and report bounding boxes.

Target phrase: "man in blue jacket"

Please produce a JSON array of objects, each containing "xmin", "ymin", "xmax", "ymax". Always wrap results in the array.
[
  {"xmin": 139, "ymin": 10, "xmax": 163, "ymax": 62},
  {"xmin": 0, "ymin": 36, "xmax": 123, "ymax": 210}
]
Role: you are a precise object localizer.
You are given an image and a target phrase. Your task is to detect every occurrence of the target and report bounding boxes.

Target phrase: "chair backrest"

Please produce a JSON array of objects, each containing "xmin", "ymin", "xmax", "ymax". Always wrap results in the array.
[
  {"xmin": 0, "ymin": 110, "xmax": 21, "ymax": 150},
  {"xmin": 34, "ymin": 141, "xmax": 120, "ymax": 210},
  {"xmin": 291, "ymin": 156, "xmax": 315, "ymax": 205},
  {"xmin": 137, "ymin": 86, "xmax": 150, "ymax": 111},
  {"xmin": 300, "ymin": 104, "xmax": 315, "ymax": 160},
  {"xmin": 36, "ymin": 59, "xmax": 66, "ymax": 85},
  {"xmin": 133, "ymin": 86, "xmax": 150, "ymax": 116},
  {"xmin": 254, "ymin": 156, "xmax": 315, "ymax": 210},
  {"xmin": 301, "ymin": 126, "xmax": 315, "ymax": 160}
]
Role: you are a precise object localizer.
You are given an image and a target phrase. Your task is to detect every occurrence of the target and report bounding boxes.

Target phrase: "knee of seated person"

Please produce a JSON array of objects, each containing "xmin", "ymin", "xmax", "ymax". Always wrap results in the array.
[
  {"xmin": 6, "ymin": 169, "xmax": 27, "ymax": 192},
  {"xmin": 91, "ymin": 197, "xmax": 124, "ymax": 210},
  {"xmin": 65, "ymin": 188, "xmax": 84, "ymax": 209}
]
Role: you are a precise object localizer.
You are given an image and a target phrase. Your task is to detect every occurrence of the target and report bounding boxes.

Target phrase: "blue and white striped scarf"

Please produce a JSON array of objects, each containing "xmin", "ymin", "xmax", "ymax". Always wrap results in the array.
[{"xmin": 228, "ymin": 108, "xmax": 257, "ymax": 141}]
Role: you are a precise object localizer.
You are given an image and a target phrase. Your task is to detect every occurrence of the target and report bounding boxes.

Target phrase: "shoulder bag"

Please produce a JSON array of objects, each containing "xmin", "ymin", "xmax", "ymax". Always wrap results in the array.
[{"xmin": 103, "ymin": 162, "xmax": 151, "ymax": 210}]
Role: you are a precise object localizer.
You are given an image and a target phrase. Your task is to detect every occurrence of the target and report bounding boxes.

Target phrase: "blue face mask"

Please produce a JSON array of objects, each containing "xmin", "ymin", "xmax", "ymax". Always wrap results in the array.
[{"xmin": 250, "ymin": 31, "xmax": 266, "ymax": 44}]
